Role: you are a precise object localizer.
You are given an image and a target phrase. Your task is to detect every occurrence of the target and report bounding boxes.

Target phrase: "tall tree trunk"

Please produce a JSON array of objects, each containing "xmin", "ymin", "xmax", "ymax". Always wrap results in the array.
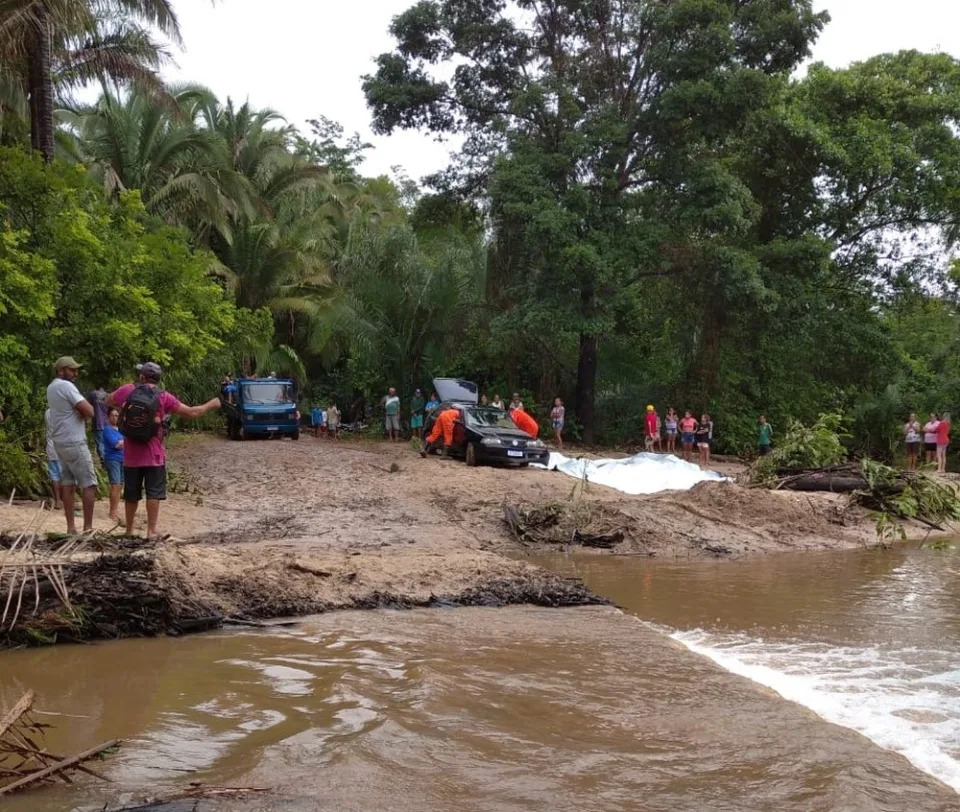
[
  {"xmin": 576, "ymin": 332, "xmax": 597, "ymax": 445},
  {"xmin": 28, "ymin": 6, "xmax": 55, "ymax": 162}
]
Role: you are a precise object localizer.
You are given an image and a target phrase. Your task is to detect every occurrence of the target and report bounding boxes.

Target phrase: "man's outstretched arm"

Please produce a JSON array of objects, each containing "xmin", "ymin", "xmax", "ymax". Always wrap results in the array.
[{"xmin": 175, "ymin": 398, "xmax": 221, "ymax": 420}]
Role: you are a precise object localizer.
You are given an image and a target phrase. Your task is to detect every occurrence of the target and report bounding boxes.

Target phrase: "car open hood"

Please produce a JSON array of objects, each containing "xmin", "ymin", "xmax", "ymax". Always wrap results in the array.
[{"xmin": 432, "ymin": 378, "xmax": 478, "ymax": 405}]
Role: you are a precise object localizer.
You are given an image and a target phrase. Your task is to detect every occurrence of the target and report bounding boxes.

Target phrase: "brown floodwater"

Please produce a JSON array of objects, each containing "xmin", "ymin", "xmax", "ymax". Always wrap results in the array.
[{"xmin": 2, "ymin": 548, "xmax": 960, "ymax": 811}]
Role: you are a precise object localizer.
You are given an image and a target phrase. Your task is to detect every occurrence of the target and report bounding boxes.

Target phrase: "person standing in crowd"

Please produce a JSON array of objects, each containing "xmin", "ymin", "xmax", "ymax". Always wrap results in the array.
[
  {"xmin": 44, "ymin": 408, "xmax": 62, "ymax": 511},
  {"xmin": 511, "ymin": 406, "xmax": 539, "ymax": 437},
  {"xmin": 480, "ymin": 394, "xmax": 489, "ymax": 406},
  {"xmin": 509, "ymin": 393, "xmax": 524, "ymax": 413},
  {"xmin": 664, "ymin": 408, "xmax": 678, "ymax": 454},
  {"xmin": 758, "ymin": 415, "xmax": 773, "ymax": 456},
  {"xmin": 47, "ymin": 357, "xmax": 96, "ymax": 534},
  {"xmin": 697, "ymin": 413, "xmax": 714, "ymax": 467},
  {"xmin": 383, "ymin": 387, "xmax": 401, "ymax": 441},
  {"xmin": 550, "ymin": 397, "xmax": 565, "ymax": 448},
  {"xmin": 108, "ymin": 362, "xmax": 220, "ymax": 539},
  {"xmin": 937, "ymin": 412, "xmax": 951, "ymax": 474},
  {"xmin": 311, "ymin": 402, "xmax": 323, "ymax": 438},
  {"xmin": 425, "ymin": 391, "xmax": 440, "ymax": 414},
  {"xmin": 679, "ymin": 410, "xmax": 698, "ymax": 463},
  {"xmin": 410, "ymin": 388, "xmax": 426, "ymax": 440},
  {"xmin": 421, "ymin": 406, "xmax": 459, "ymax": 457},
  {"xmin": 87, "ymin": 383, "xmax": 109, "ymax": 461},
  {"xmin": 644, "ymin": 405, "xmax": 661, "ymax": 452},
  {"xmin": 102, "ymin": 407, "xmax": 125, "ymax": 521},
  {"xmin": 904, "ymin": 412, "xmax": 922, "ymax": 471},
  {"xmin": 491, "ymin": 394, "xmax": 504, "ymax": 410},
  {"xmin": 327, "ymin": 401, "xmax": 341, "ymax": 440},
  {"xmin": 923, "ymin": 413, "xmax": 940, "ymax": 465}
]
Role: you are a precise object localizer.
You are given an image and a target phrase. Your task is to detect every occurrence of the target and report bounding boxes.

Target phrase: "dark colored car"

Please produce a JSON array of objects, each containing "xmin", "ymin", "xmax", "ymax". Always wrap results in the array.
[{"xmin": 424, "ymin": 378, "xmax": 549, "ymax": 467}]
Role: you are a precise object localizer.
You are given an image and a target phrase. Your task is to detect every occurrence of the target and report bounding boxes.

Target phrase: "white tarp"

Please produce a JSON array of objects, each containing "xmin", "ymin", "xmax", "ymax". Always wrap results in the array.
[{"xmin": 536, "ymin": 451, "xmax": 727, "ymax": 495}]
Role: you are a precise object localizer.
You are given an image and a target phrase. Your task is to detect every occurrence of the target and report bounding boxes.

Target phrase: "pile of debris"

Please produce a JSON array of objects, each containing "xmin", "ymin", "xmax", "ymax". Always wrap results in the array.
[
  {"xmin": 0, "ymin": 690, "xmax": 117, "ymax": 797},
  {"xmin": 502, "ymin": 501, "xmax": 628, "ymax": 549}
]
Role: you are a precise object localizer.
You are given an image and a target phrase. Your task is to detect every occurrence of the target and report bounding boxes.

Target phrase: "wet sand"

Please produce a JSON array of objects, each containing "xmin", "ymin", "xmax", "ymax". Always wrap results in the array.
[{"xmin": 0, "ymin": 434, "xmax": 893, "ymax": 645}]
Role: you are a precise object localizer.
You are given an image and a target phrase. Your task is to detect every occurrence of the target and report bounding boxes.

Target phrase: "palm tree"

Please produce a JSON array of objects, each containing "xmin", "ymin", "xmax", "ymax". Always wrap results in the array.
[
  {"xmin": 64, "ymin": 85, "xmax": 251, "ymax": 237},
  {"xmin": 0, "ymin": 0, "xmax": 180, "ymax": 160}
]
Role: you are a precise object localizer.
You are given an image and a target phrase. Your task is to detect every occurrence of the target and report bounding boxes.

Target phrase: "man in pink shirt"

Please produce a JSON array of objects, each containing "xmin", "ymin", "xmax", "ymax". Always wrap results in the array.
[{"xmin": 108, "ymin": 362, "xmax": 220, "ymax": 538}]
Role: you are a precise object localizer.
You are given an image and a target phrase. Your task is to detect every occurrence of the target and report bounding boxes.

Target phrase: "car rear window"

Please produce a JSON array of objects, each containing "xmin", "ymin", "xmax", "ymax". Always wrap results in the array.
[{"xmin": 466, "ymin": 408, "xmax": 517, "ymax": 430}]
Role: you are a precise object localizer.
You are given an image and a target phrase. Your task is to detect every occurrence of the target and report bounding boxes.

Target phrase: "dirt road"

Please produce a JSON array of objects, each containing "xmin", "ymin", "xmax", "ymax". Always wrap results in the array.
[{"xmin": 0, "ymin": 434, "xmax": 881, "ymax": 644}]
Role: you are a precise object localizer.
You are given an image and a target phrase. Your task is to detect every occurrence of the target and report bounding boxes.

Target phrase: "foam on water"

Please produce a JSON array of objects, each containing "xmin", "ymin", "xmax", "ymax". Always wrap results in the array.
[{"xmin": 670, "ymin": 628, "xmax": 960, "ymax": 793}]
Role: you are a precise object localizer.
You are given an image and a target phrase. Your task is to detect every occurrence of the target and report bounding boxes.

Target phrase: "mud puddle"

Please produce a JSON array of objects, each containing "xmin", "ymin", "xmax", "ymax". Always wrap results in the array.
[{"xmin": 2, "ymin": 605, "xmax": 958, "ymax": 811}]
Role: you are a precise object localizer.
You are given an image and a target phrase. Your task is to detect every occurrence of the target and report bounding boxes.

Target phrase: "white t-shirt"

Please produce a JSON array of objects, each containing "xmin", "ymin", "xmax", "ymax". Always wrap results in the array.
[
  {"xmin": 44, "ymin": 409, "xmax": 58, "ymax": 461},
  {"xmin": 45, "ymin": 378, "xmax": 87, "ymax": 446}
]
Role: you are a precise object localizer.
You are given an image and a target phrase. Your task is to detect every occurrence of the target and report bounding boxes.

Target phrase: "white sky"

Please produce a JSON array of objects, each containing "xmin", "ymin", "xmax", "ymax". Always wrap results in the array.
[{"xmin": 164, "ymin": 0, "xmax": 960, "ymax": 181}]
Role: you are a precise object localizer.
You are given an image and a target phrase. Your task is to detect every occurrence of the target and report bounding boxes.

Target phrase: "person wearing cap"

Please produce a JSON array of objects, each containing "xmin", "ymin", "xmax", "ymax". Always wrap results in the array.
[
  {"xmin": 108, "ymin": 362, "xmax": 221, "ymax": 539},
  {"xmin": 644, "ymin": 404, "xmax": 662, "ymax": 452},
  {"xmin": 410, "ymin": 388, "xmax": 426, "ymax": 440},
  {"xmin": 46, "ymin": 356, "xmax": 97, "ymax": 534}
]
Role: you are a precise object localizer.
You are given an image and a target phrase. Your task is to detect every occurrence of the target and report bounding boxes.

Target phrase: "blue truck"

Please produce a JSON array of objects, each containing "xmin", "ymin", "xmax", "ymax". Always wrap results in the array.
[{"xmin": 223, "ymin": 377, "xmax": 300, "ymax": 441}]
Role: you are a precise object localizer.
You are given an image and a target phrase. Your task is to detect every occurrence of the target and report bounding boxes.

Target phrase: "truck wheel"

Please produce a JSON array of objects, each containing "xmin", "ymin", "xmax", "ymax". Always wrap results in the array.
[
  {"xmin": 291, "ymin": 429, "xmax": 300, "ymax": 441},
  {"xmin": 466, "ymin": 443, "xmax": 478, "ymax": 467}
]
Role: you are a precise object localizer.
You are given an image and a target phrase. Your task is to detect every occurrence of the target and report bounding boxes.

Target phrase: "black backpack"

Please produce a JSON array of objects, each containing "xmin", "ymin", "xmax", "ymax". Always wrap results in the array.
[{"xmin": 119, "ymin": 383, "xmax": 160, "ymax": 442}]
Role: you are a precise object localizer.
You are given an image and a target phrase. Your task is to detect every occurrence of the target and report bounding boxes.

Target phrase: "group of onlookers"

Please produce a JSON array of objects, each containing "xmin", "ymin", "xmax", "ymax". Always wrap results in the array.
[
  {"xmin": 309, "ymin": 401, "xmax": 342, "ymax": 439},
  {"xmin": 904, "ymin": 412, "xmax": 951, "ymax": 473},
  {"xmin": 45, "ymin": 357, "xmax": 220, "ymax": 538},
  {"xmin": 641, "ymin": 406, "xmax": 717, "ymax": 466}
]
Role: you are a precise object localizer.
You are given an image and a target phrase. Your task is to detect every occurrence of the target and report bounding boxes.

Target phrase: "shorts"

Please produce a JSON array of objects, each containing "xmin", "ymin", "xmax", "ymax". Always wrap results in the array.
[
  {"xmin": 758, "ymin": 444, "xmax": 772, "ymax": 457},
  {"xmin": 906, "ymin": 441, "xmax": 921, "ymax": 454},
  {"xmin": 123, "ymin": 465, "xmax": 166, "ymax": 502},
  {"xmin": 938, "ymin": 444, "xmax": 949, "ymax": 452},
  {"xmin": 666, "ymin": 428, "xmax": 677, "ymax": 436},
  {"xmin": 925, "ymin": 442, "xmax": 937, "ymax": 454},
  {"xmin": 104, "ymin": 459, "xmax": 124, "ymax": 485},
  {"xmin": 681, "ymin": 433, "xmax": 695, "ymax": 445},
  {"xmin": 54, "ymin": 442, "xmax": 97, "ymax": 489},
  {"xmin": 385, "ymin": 414, "xmax": 400, "ymax": 432},
  {"xmin": 47, "ymin": 460, "xmax": 62, "ymax": 483},
  {"xmin": 328, "ymin": 422, "xmax": 339, "ymax": 432},
  {"xmin": 411, "ymin": 414, "xmax": 424, "ymax": 429},
  {"xmin": 552, "ymin": 419, "xmax": 564, "ymax": 430},
  {"xmin": 697, "ymin": 437, "xmax": 711, "ymax": 448}
]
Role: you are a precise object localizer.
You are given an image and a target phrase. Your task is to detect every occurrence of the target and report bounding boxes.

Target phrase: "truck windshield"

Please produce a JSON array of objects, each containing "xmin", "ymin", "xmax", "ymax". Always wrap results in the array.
[{"xmin": 241, "ymin": 382, "xmax": 294, "ymax": 405}]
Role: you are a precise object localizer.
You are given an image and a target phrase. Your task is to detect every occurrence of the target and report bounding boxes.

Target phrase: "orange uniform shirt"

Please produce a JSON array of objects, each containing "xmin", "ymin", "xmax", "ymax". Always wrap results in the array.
[
  {"xmin": 427, "ymin": 408, "xmax": 459, "ymax": 445},
  {"xmin": 511, "ymin": 408, "xmax": 538, "ymax": 437}
]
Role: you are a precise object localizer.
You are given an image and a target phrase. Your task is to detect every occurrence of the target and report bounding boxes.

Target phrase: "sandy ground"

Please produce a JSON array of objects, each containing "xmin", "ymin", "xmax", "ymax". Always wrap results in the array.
[{"xmin": 0, "ymin": 433, "xmax": 899, "ymax": 642}]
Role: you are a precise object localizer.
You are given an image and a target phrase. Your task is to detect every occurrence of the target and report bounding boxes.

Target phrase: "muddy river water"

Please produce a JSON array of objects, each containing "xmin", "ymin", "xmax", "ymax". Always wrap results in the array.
[{"xmin": 3, "ymin": 546, "xmax": 960, "ymax": 811}]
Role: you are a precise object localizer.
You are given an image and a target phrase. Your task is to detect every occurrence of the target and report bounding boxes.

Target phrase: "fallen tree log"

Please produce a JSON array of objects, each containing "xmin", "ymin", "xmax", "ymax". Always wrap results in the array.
[{"xmin": 777, "ymin": 472, "xmax": 875, "ymax": 493}]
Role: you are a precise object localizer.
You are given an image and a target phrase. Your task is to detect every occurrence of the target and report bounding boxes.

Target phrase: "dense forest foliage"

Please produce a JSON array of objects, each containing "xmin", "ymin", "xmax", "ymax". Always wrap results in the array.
[{"xmin": 1, "ymin": 0, "xmax": 960, "ymax": 493}]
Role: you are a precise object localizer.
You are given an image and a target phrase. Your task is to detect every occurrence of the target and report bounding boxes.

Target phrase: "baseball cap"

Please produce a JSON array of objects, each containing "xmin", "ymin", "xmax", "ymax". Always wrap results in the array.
[
  {"xmin": 136, "ymin": 361, "xmax": 163, "ymax": 380},
  {"xmin": 54, "ymin": 356, "xmax": 82, "ymax": 371}
]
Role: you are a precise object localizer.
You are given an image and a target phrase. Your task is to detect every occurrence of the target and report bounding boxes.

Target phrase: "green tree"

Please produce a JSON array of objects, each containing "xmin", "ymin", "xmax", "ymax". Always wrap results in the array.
[
  {"xmin": 0, "ymin": 0, "xmax": 180, "ymax": 160},
  {"xmin": 364, "ymin": 0, "xmax": 826, "ymax": 442}
]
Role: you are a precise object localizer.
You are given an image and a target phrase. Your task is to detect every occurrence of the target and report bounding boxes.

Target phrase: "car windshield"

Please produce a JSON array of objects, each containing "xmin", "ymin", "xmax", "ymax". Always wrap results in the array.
[
  {"xmin": 466, "ymin": 407, "xmax": 517, "ymax": 430},
  {"xmin": 241, "ymin": 382, "xmax": 294, "ymax": 405}
]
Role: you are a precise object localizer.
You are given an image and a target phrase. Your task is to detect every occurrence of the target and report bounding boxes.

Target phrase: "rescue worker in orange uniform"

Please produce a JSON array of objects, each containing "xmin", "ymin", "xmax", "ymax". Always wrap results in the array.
[
  {"xmin": 420, "ymin": 407, "xmax": 459, "ymax": 457},
  {"xmin": 511, "ymin": 407, "xmax": 539, "ymax": 437}
]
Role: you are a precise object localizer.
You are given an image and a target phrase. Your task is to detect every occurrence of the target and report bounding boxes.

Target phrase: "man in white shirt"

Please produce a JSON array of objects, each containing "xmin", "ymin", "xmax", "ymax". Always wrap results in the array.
[{"xmin": 46, "ymin": 356, "xmax": 96, "ymax": 533}]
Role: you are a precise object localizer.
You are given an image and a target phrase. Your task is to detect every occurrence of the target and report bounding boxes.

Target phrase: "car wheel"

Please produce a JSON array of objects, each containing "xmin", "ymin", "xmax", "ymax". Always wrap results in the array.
[
  {"xmin": 466, "ymin": 442, "xmax": 478, "ymax": 467},
  {"xmin": 291, "ymin": 429, "xmax": 300, "ymax": 441}
]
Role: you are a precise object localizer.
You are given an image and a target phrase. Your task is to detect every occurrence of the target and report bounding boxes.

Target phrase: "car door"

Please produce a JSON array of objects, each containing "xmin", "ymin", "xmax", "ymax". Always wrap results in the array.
[{"xmin": 451, "ymin": 408, "xmax": 468, "ymax": 453}]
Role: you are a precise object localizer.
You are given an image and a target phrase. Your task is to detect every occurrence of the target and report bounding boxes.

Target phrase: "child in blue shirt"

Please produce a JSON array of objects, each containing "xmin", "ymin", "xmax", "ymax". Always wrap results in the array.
[{"xmin": 102, "ymin": 407, "xmax": 125, "ymax": 521}]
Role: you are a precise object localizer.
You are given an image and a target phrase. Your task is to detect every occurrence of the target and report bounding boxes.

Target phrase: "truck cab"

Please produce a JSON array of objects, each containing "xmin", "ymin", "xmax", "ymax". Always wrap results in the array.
[{"xmin": 223, "ymin": 378, "xmax": 300, "ymax": 441}]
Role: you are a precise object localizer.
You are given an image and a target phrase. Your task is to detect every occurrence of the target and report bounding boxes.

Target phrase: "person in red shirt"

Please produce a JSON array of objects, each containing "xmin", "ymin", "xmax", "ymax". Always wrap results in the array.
[
  {"xmin": 936, "ymin": 412, "xmax": 951, "ymax": 474},
  {"xmin": 108, "ymin": 362, "xmax": 220, "ymax": 538},
  {"xmin": 421, "ymin": 407, "xmax": 459, "ymax": 457},
  {"xmin": 511, "ymin": 407, "xmax": 539, "ymax": 437},
  {"xmin": 644, "ymin": 405, "xmax": 661, "ymax": 452}
]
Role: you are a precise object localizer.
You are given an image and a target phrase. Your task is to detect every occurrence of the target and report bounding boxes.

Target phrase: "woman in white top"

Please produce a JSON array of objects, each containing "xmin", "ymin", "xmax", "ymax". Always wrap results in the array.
[
  {"xmin": 904, "ymin": 412, "xmax": 922, "ymax": 471},
  {"xmin": 923, "ymin": 413, "xmax": 940, "ymax": 465}
]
